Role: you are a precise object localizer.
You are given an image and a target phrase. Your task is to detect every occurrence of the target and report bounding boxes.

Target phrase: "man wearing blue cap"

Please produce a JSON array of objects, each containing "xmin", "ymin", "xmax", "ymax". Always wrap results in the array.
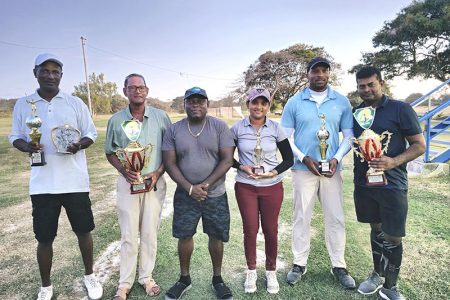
[
  {"xmin": 9, "ymin": 53, "xmax": 102, "ymax": 300},
  {"xmin": 162, "ymin": 87, "xmax": 235, "ymax": 300},
  {"xmin": 281, "ymin": 57, "xmax": 356, "ymax": 289}
]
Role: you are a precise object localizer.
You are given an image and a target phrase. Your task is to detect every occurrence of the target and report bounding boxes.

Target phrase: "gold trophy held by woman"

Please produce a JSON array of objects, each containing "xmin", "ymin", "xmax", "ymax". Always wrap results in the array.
[{"xmin": 251, "ymin": 129, "xmax": 265, "ymax": 175}]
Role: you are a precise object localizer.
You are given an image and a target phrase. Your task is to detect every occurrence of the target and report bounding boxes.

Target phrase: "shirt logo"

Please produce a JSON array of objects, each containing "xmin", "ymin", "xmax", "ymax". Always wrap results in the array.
[{"xmin": 353, "ymin": 107, "xmax": 376, "ymax": 129}]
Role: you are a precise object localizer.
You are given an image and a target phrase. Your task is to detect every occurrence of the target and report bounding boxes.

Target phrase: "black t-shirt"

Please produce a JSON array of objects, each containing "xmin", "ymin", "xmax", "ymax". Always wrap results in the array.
[{"xmin": 353, "ymin": 96, "xmax": 422, "ymax": 189}]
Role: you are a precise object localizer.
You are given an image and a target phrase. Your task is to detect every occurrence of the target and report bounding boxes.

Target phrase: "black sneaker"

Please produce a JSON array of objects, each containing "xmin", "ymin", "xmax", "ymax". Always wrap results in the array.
[
  {"xmin": 379, "ymin": 286, "xmax": 406, "ymax": 300},
  {"xmin": 165, "ymin": 281, "xmax": 192, "ymax": 300},
  {"xmin": 331, "ymin": 267, "xmax": 356, "ymax": 289},
  {"xmin": 286, "ymin": 264, "xmax": 307, "ymax": 285},
  {"xmin": 358, "ymin": 271, "xmax": 383, "ymax": 295}
]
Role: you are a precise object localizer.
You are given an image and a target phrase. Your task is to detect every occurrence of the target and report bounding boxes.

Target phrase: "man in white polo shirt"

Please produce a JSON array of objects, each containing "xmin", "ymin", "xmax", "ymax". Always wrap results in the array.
[{"xmin": 9, "ymin": 53, "xmax": 103, "ymax": 300}]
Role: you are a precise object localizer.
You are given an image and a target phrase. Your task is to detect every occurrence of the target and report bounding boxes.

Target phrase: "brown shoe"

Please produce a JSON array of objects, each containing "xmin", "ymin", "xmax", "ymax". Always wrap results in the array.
[
  {"xmin": 113, "ymin": 287, "xmax": 129, "ymax": 300},
  {"xmin": 142, "ymin": 278, "xmax": 161, "ymax": 297}
]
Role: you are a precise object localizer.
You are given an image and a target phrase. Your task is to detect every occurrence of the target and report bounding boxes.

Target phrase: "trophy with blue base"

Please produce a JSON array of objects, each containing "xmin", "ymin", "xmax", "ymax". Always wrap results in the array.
[{"xmin": 115, "ymin": 120, "xmax": 154, "ymax": 194}]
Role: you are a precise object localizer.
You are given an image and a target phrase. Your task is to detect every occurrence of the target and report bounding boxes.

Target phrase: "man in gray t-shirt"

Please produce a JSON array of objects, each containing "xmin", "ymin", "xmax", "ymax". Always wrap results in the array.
[{"xmin": 162, "ymin": 87, "xmax": 234, "ymax": 300}]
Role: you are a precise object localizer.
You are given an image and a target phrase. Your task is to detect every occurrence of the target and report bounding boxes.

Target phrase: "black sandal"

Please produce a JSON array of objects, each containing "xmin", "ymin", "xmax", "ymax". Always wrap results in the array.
[
  {"xmin": 212, "ymin": 282, "xmax": 233, "ymax": 300},
  {"xmin": 165, "ymin": 281, "xmax": 192, "ymax": 300}
]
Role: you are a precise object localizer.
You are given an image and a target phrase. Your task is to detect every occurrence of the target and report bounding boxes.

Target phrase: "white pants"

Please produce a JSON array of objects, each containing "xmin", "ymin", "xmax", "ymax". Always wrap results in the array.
[
  {"xmin": 116, "ymin": 175, "xmax": 166, "ymax": 289},
  {"xmin": 291, "ymin": 170, "xmax": 347, "ymax": 268}
]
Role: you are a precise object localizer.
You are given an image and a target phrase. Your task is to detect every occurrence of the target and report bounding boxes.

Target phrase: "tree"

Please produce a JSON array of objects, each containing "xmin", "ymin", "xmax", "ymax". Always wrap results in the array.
[
  {"xmin": 147, "ymin": 97, "xmax": 172, "ymax": 112},
  {"xmin": 0, "ymin": 98, "xmax": 17, "ymax": 116},
  {"xmin": 111, "ymin": 94, "xmax": 128, "ymax": 113},
  {"xmin": 73, "ymin": 73, "xmax": 119, "ymax": 115},
  {"xmin": 351, "ymin": 0, "xmax": 450, "ymax": 82},
  {"xmin": 209, "ymin": 95, "xmax": 238, "ymax": 108},
  {"xmin": 243, "ymin": 43, "xmax": 340, "ymax": 107},
  {"xmin": 404, "ymin": 92, "xmax": 424, "ymax": 103},
  {"xmin": 346, "ymin": 91, "xmax": 362, "ymax": 108},
  {"xmin": 170, "ymin": 96, "xmax": 185, "ymax": 113}
]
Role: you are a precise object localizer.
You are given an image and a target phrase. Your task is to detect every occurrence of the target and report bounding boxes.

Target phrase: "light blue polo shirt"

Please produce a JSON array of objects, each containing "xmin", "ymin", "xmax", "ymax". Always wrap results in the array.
[{"xmin": 280, "ymin": 86, "xmax": 353, "ymax": 171}]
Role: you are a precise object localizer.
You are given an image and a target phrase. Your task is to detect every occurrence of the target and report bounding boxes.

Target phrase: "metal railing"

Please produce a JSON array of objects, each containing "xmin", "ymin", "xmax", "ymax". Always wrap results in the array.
[
  {"xmin": 410, "ymin": 78, "xmax": 450, "ymax": 108},
  {"xmin": 411, "ymin": 78, "xmax": 450, "ymax": 162}
]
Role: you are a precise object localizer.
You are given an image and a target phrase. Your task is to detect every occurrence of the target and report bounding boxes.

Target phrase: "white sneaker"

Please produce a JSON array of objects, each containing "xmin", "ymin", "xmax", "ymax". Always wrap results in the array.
[
  {"xmin": 84, "ymin": 273, "xmax": 103, "ymax": 299},
  {"xmin": 244, "ymin": 269, "xmax": 257, "ymax": 293},
  {"xmin": 37, "ymin": 285, "xmax": 53, "ymax": 300},
  {"xmin": 266, "ymin": 270, "xmax": 280, "ymax": 294}
]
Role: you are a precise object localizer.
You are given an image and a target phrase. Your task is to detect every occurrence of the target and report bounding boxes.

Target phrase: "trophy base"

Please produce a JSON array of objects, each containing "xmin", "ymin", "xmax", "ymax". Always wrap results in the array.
[
  {"xmin": 252, "ymin": 166, "xmax": 265, "ymax": 175},
  {"xmin": 30, "ymin": 151, "xmax": 46, "ymax": 167},
  {"xmin": 130, "ymin": 178, "xmax": 154, "ymax": 194},
  {"xmin": 130, "ymin": 183, "xmax": 150, "ymax": 194},
  {"xmin": 366, "ymin": 172, "xmax": 387, "ymax": 186},
  {"xmin": 57, "ymin": 150, "xmax": 72, "ymax": 154},
  {"xmin": 319, "ymin": 161, "xmax": 331, "ymax": 175}
]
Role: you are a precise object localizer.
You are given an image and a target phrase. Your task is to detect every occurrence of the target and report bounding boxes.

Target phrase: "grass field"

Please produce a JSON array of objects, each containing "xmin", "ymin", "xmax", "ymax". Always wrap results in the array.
[{"xmin": 0, "ymin": 115, "xmax": 449, "ymax": 300}]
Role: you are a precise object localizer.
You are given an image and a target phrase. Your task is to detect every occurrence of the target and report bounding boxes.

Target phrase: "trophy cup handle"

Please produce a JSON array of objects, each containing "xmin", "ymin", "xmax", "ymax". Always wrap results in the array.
[
  {"xmin": 349, "ymin": 137, "xmax": 365, "ymax": 162},
  {"xmin": 115, "ymin": 149, "xmax": 130, "ymax": 168},
  {"xmin": 143, "ymin": 144, "xmax": 154, "ymax": 167},
  {"xmin": 380, "ymin": 131, "xmax": 393, "ymax": 155},
  {"xmin": 115, "ymin": 149, "xmax": 124, "ymax": 161}
]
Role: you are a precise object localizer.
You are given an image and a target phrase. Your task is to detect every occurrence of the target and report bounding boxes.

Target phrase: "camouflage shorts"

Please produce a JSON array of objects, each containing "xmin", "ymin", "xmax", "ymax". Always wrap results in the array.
[{"xmin": 172, "ymin": 187, "xmax": 230, "ymax": 242}]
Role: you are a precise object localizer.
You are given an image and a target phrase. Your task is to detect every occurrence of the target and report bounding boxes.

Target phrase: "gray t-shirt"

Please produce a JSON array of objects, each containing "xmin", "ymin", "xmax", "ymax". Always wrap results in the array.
[{"xmin": 162, "ymin": 116, "xmax": 235, "ymax": 197}]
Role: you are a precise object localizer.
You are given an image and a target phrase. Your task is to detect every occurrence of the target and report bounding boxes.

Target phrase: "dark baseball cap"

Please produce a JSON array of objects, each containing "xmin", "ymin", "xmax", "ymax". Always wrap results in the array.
[
  {"xmin": 184, "ymin": 87, "xmax": 208, "ymax": 100},
  {"xmin": 307, "ymin": 57, "xmax": 330, "ymax": 72}
]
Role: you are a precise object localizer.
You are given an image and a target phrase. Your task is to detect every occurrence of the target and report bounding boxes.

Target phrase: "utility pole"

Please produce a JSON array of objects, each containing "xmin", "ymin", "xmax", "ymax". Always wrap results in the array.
[{"xmin": 80, "ymin": 36, "xmax": 93, "ymax": 116}]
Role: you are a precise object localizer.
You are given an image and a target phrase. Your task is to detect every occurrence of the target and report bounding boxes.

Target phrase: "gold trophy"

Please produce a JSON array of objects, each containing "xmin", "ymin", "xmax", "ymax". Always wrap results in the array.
[
  {"xmin": 115, "ymin": 120, "xmax": 154, "ymax": 194},
  {"xmin": 51, "ymin": 124, "xmax": 81, "ymax": 153},
  {"xmin": 351, "ymin": 107, "xmax": 392, "ymax": 186},
  {"xmin": 25, "ymin": 99, "xmax": 46, "ymax": 166},
  {"xmin": 251, "ymin": 128, "xmax": 265, "ymax": 174},
  {"xmin": 317, "ymin": 114, "xmax": 331, "ymax": 174}
]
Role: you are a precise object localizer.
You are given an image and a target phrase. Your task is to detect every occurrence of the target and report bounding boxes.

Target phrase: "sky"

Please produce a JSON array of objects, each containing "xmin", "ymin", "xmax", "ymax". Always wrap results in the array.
[{"xmin": 0, "ymin": 0, "xmax": 442, "ymax": 101}]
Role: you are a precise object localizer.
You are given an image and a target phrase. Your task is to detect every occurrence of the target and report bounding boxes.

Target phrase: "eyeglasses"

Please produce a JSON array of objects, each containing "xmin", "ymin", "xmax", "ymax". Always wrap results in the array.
[
  {"xmin": 127, "ymin": 86, "xmax": 148, "ymax": 93},
  {"xmin": 38, "ymin": 69, "xmax": 62, "ymax": 77}
]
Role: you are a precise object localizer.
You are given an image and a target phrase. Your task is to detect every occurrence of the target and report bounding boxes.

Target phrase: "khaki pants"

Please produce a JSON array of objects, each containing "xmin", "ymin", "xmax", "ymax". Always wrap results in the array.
[
  {"xmin": 291, "ymin": 170, "xmax": 346, "ymax": 268},
  {"xmin": 116, "ymin": 175, "xmax": 166, "ymax": 289}
]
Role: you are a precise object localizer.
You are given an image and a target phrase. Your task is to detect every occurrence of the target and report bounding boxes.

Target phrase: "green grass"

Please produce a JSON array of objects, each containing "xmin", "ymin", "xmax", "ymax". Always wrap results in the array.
[{"xmin": 0, "ymin": 114, "xmax": 449, "ymax": 299}]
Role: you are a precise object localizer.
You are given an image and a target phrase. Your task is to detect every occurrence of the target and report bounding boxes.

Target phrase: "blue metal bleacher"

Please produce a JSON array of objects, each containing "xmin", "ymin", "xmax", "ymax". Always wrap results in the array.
[{"xmin": 410, "ymin": 78, "xmax": 450, "ymax": 163}]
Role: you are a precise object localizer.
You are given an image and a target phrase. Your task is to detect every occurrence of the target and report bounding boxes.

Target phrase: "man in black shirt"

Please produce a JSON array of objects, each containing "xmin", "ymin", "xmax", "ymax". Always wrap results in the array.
[{"xmin": 352, "ymin": 66, "xmax": 425, "ymax": 300}]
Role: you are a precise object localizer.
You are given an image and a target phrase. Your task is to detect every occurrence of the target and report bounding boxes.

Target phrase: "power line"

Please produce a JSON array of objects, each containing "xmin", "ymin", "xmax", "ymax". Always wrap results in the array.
[
  {"xmin": 86, "ymin": 44, "xmax": 234, "ymax": 81},
  {"xmin": 0, "ymin": 38, "xmax": 235, "ymax": 81},
  {"xmin": 0, "ymin": 40, "xmax": 78, "ymax": 50}
]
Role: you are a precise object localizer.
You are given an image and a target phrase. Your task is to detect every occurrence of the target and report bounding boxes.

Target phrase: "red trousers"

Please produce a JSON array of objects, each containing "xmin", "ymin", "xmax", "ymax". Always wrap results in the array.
[{"xmin": 235, "ymin": 181, "xmax": 283, "ymax": 271}]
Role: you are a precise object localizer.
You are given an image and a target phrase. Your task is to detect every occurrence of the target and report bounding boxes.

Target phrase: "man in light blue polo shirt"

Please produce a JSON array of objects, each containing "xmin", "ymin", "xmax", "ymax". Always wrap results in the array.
[{"xmin": 281, "ymin": 57, "xmax": 355, "ymax": 289}]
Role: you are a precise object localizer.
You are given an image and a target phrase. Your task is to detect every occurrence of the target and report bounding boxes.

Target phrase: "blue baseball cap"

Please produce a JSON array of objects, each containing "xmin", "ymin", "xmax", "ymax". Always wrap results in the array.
[{"xmin": 184, "ymin": 87, "xmax": 208, "ymax": 100}]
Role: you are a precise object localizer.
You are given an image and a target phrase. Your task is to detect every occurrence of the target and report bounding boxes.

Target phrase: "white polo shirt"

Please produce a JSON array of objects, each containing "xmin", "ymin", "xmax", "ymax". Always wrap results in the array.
[{"xmin": 9, "ymin": 91, "xmax": 97, "ymax": 195}]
